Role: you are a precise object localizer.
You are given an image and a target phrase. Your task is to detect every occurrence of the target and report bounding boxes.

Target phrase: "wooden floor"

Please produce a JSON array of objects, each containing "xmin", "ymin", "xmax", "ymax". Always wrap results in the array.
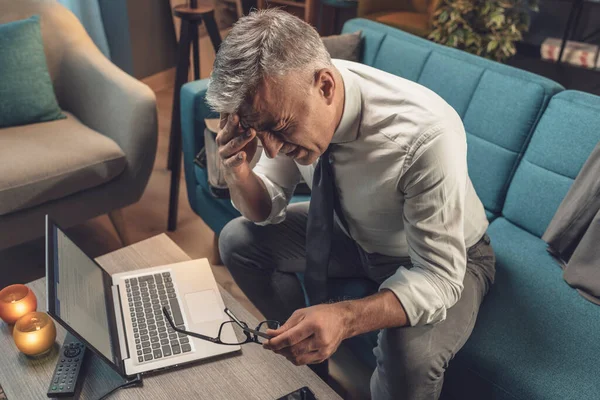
[{"xmin": 0, "ymin": 32, "xmax": 371, "ymax": 399}]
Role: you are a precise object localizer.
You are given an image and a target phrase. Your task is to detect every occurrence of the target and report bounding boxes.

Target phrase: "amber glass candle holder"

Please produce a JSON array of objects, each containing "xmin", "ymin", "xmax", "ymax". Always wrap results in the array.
[
  {"xmin": 13, "ymin": 312, "xmax": 57, "ymax": 356},
  {"xmin": 0, "ymin": 284, "xmax": 37, "ymax": 325}
]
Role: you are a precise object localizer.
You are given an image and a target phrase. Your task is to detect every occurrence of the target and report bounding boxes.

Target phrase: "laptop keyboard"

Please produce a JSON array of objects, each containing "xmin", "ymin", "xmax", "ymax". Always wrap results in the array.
[{"xmin": 124, "ymin": 272, "xmax": 192, "ymax": 364}]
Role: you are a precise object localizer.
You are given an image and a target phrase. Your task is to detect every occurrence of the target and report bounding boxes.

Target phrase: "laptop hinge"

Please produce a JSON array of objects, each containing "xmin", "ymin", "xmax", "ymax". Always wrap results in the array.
[{"xmin": 111, "ymin": 285, "xmax": 130, "ymax": 360}]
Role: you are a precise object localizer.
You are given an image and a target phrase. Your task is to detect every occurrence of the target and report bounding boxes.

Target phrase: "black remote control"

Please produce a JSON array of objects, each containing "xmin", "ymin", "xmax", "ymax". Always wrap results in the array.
[{"xmin": 47, "ymin": 333, "xmax": 86, "ymax": 398}]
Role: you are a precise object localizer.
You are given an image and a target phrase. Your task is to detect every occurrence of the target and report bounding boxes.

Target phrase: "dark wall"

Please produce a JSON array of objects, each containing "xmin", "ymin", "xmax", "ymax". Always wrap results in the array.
[
  {"xmin": 525, "ymin": 1, "xmax": 600, "ymax": 46},
  {"xmin": 127, "ymin": 0, "xmax": 178, "ymax": 79}
]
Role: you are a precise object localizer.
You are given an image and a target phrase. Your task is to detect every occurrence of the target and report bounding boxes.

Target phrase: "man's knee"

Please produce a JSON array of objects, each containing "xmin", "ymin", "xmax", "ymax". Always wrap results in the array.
[
  {"xmin": 371, "ymin": 327, "xmax": 446, "ymax": 400},
  {"xmin": 218, "ymin": 217, "xmax": 258, "ymax": 266}
]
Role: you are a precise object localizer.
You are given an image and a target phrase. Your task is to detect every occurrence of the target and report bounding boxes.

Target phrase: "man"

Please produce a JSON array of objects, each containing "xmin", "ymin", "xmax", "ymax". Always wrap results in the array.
[{"xmin": 207, "ymin": 9, "xmax": 495, "ymax": 400}]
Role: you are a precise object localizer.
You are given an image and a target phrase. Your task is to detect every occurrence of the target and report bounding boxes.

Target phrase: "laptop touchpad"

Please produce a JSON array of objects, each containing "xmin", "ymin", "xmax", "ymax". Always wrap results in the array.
[{"xmin": 184, "ymin": 290, "xmax": 223, "ymax": 324}]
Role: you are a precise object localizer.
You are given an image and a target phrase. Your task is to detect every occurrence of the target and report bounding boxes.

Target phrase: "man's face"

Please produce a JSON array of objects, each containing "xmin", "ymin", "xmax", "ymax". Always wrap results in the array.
[{"xmin": 239, "ymin": 70, "xmax": 340, "ymax": 166}]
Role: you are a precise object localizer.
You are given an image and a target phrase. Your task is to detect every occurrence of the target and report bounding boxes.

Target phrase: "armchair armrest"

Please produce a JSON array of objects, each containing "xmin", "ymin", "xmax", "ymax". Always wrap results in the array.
[
  {"xmin": 180, "ymin": 79, "xmax": 218, "ymax": 207},
  {"xmin": 57, "ymin": 39, "xmax": 158, "ymax": 197}
]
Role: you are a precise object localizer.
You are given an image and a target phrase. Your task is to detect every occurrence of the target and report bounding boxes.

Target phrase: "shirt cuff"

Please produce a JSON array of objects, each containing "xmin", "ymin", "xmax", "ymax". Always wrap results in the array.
[
  {"xmin": 253, "ymin": 172, "xmax": 290, "ymax": 225},
  {"xmin": 380, "ymin": 266, "xmax": 448, "ymax": 326}
]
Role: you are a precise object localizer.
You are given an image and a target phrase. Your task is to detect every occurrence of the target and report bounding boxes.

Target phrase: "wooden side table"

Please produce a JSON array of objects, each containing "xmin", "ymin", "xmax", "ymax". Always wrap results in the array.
[{"xmin": 167, "ymin": 0, "xmax": 222, "ymax": 231}]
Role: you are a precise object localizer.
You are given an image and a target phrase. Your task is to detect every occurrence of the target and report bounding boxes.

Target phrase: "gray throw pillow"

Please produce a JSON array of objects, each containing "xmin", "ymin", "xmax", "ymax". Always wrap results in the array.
[{"xmin": 321, "ymin": 31, "xmax": 362, "ymax": 62}]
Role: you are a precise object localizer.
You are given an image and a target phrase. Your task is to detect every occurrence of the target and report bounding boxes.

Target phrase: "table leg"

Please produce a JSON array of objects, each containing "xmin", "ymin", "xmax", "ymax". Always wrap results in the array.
[
  {"xmin": 168, "ymin": 20, "xmax": 194, "ymax": 232},
  {"xmin": 557, "ymin": 0, "xmax": 582, "ymax": 64},
  {"xmin": 203, "ymin": 11, "xmax": 222, "ymax": 52},
  {"xmin": 193, "ymin": 31, "xmax": 200, "ymax": 81}
]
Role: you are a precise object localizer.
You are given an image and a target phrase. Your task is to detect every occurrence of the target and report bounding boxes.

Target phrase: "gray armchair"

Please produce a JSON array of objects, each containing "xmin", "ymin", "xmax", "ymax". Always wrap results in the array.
[{"xmin": 0, "ymin": 0, "xmax": 158, "ymax": 250}]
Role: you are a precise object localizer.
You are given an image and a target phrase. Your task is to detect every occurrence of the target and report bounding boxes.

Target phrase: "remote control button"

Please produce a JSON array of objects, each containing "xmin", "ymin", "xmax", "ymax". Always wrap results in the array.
[
  {"xmin": 67, "ymin": 386, "xmax": 72, "ymax": 390},
  {"xmin": 59, "ymin": 386, "xmax": 64, "ymax": 390},
  {"xmin": 52, "ymin": 386, "xmax": 57, "ymax": 390},
  {"xmin": 138, "ymin": 356, "xmax": 144, "ymax": 362},
  {"xmin": 54, "ymin": 378, "xmax": 59, "ymax": 383},
  {"xmin": 144, "ymin": 354, "xmax": 153, "ymax": 361},
  {"xmin": 182, "ymin": 344, "xmax": 192, "ymax": 352}
]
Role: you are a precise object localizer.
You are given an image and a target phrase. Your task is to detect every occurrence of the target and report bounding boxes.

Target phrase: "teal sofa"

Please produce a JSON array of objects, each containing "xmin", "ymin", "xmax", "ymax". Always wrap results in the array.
[{"xmin": 180, "ymin": 19, "xmax": 600, "ymax": 400}]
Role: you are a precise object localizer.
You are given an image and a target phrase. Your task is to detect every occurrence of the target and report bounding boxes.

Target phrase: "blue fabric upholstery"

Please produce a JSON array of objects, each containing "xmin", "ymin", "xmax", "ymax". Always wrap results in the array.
[
  {"xmin": 503, "ymin": 91, "xmax": 600, "ymax": 238},
  {"xmin": 444, "ymin": 217, "xmax": 600, "ymax": 400},
  {"xmin": 342, "ymin": 19, "xmax": 563, "ymax": 214}
]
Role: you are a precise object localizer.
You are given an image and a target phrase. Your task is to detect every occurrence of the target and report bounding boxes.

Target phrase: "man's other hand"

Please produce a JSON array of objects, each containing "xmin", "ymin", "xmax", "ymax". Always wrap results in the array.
[{"xmin": 263, "ymin": 303, "xmax": 351, "ymax": 366}]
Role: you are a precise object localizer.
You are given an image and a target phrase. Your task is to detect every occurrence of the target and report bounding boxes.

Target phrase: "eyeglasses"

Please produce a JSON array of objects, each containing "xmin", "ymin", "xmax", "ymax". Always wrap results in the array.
[{"xmin": 162, "ymin": 306, "xmax": 280, "ymax": 345}]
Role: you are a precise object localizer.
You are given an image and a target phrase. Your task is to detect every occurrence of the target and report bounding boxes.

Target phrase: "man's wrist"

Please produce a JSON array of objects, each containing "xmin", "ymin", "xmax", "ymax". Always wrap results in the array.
[
  {"xmin": 333, "ymin": 290, "xmax": 410, "ymax": 340},
  {"xmin": 335, "ymin": 301, "xmax": 358, "ymax": 340}
]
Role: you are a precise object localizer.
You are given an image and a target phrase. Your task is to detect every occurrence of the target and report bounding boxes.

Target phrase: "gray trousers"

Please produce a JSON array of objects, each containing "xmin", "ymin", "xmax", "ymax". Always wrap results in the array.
[{"xmin": 219, "ymin": 202, "xmax": 495, "ymax": 400}]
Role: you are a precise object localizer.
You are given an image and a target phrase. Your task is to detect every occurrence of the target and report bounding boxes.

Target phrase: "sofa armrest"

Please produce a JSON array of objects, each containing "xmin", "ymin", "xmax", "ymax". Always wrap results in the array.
[{"xmin": 57, "ymin": 41, "xmax": 158, "ymax": 196}]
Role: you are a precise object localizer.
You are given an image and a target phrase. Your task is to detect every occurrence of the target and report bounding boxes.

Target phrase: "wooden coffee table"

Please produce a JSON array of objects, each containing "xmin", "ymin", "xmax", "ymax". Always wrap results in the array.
[{"xmin": 0, "ymin": 234, "xmax": 341, "ymax": 399}]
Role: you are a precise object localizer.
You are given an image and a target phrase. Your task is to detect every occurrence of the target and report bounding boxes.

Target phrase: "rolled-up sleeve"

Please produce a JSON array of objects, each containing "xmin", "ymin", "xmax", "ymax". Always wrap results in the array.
[
  {"xmin": 232, "ymin": 151, "xmax": 301, "ymax": 225},
  {"xmin": 380, "ymin": 127, "xmax": 468, "ymax": 326}
]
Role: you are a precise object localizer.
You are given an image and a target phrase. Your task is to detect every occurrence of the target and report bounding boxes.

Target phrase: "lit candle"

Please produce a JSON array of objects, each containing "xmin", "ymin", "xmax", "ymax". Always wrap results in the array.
[
  {"xmin": 0, "ymin": 284, "xmax": 37, "ymax": 325},
  {"xmin": 13, "ymin": 312, "xmax": 57, "ymax": 356}
]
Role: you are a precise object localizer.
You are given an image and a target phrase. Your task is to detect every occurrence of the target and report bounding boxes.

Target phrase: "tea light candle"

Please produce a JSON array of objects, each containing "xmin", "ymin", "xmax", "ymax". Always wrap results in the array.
[
  {"xmin": 13, "ymin": 312, "xmax": 57, "ymax": 356},
  {"xmin": 0, "ymin": 284, "xmax": 37, "ymax": 325}
]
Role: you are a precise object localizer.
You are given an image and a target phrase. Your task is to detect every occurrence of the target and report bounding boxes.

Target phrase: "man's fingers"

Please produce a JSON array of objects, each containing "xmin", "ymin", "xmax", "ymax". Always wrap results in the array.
[
  {"xmin": 219, "ymin": 113, "xmax": 229, "ymax": 129},
  {"xmin": 287, "ymin": 350, "xmax": 323, "ymax": 366},
  {"xmin": 218, "ymin": 129, "xmax": 256, "ymax": 160},
  {"xmin": 266, "ymin": 310, "xmax": 305, "ymax": 337},
  {"xmin": 265, "ymin": 323, "xmax": 312, "ymax": 351},
  {"xmin": 275, "ymin": 336, "xmax": 316, "ymax": 359},
  {"xmin": 223, "ymin": 152, "xmax": 246, "ymax": 169},
  {"xmin": 216, "ymin": 114, "xmax": 243, "ymax": 146}
]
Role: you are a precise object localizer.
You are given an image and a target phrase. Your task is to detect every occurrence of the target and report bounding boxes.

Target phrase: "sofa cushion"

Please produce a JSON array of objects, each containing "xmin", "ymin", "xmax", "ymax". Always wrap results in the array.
[
  {"xmin": 444, "ymin": 217, "xmax": 600, "ymax": 400},
  {"xmin": 342, "ymin": 19, "xmax": 563, "ymax": 216},
  {"xmin": 322, "ymin": 31, "xmax": 363, "ymax": 62},
  {"xmin": 503, "ymin": 91, "xmax": 600, "ymax": 238},
  {"xmin": 0, "ymin": 16, "xmax": 65, "ymax": 128},
  {"xmin": 0, "ymin": 112, "xmax": 126, "ymax": 215}
]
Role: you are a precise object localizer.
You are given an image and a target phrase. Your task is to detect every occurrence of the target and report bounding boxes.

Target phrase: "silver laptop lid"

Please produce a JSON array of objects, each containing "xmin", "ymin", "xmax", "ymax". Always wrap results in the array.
[{"xmin": 45, "ymin": 215, "xmax": 127, "ymax": 377}]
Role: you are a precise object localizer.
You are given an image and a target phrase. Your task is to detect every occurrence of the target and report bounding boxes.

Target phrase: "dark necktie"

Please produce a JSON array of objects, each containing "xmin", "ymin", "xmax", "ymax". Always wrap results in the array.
[{"xmin": 305, "ymin": 148, "xmax": 336, "ymax": 305}]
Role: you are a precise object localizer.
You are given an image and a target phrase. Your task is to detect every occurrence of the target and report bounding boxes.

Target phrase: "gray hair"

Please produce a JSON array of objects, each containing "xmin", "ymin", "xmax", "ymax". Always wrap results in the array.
[{"xmin": 205, "ymin": 9, "xmax": 332, "ymax": 114}]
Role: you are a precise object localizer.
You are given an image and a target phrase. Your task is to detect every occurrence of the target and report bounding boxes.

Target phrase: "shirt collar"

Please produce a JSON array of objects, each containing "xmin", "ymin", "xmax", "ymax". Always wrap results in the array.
[{"xmin": 331, "ymin": 64, "xmax": 361, "ymax": 144}]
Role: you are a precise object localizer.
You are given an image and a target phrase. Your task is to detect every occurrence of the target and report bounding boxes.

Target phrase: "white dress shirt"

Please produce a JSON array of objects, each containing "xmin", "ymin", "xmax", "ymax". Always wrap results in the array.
[{"xmin": 239, "ymin": 59, "xmax": 489, "ymax": 326}]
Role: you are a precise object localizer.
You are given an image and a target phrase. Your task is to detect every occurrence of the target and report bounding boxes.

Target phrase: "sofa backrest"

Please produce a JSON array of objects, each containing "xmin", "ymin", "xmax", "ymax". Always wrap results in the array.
[
  {"xmin": 342, "ymin": 19, "xmax": 564, "ymax": 217},
  {"xmin": 502, "ymin": 91, "xmax": 600, "ymax": 238}
]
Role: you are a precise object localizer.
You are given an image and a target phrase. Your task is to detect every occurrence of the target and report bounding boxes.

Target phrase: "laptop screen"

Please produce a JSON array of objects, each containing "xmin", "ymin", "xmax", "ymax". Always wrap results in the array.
[{"xmin": 48, "ymin": 224, "xmax": 116, "ymax": 364}]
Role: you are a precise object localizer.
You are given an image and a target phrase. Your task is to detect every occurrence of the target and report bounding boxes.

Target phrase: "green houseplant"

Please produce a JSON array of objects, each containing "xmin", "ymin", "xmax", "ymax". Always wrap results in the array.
[{"xmin": 428, "ymin": 0, "xmax": 539, "ymax": 62}]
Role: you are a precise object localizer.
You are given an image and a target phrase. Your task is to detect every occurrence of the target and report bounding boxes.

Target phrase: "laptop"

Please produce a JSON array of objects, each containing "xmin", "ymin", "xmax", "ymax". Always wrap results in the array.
[{"xmin": 45, "ymin": 216, "xmax": 240, "ymax": 377}]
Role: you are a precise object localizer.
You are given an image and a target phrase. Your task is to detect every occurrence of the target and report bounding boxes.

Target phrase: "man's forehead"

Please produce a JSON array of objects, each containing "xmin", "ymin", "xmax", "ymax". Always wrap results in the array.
[{"xmin": 238, "ymin": 99, "xmax": 276, "ymax": 131}]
